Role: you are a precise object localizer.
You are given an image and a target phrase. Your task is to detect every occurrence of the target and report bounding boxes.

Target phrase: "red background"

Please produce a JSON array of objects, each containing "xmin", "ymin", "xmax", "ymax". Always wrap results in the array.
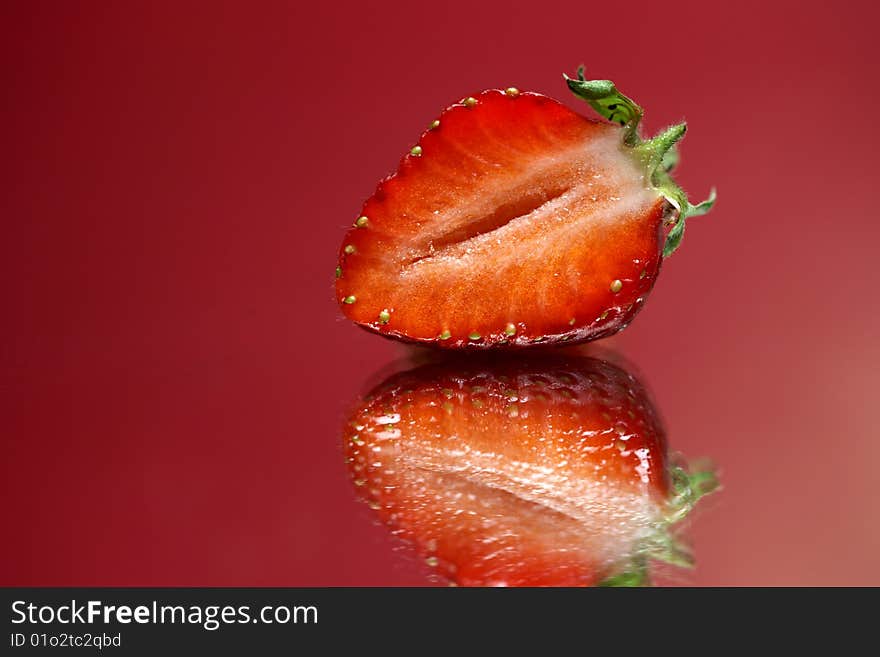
[{"xmin": 3, "ymin": 0, "xmax": 878, "ymax": 585}]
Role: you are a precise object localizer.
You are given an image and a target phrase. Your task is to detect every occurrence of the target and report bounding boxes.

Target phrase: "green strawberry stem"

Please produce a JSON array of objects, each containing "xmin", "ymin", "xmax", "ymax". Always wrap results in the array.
[
  {"xmin": 598, "ymin": 463, "xmax": 719, "ymax": 587},
  {"xmin": 564, "ymin": 66, "xmax": 716, "ymax": 257}
]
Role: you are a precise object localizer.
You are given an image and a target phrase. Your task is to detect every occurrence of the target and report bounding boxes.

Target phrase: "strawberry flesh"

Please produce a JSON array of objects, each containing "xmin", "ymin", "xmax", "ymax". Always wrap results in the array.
[{"xmin": 336, "ymin": 90, "xmax": 668, "ymax": 347}]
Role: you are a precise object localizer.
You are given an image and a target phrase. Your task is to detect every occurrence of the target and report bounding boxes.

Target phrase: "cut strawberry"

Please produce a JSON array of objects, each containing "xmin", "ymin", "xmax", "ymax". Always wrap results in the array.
[
  {"xmin": 344, "ymin": 354, "xmax": 717, "ymax": 586},
  {"xmin": 335, "ymin": 70, "xmax": 714, "ymax": 348}
]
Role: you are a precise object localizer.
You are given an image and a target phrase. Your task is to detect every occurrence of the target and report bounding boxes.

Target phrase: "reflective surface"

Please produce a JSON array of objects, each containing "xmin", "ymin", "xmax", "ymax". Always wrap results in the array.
[
  {"xmin": 3, "ymin": 2, "xmax": 879, "ymax": 585},
  {"xmin": 342, "ymin": 351, "xmax": 716, "ymax": 586}
]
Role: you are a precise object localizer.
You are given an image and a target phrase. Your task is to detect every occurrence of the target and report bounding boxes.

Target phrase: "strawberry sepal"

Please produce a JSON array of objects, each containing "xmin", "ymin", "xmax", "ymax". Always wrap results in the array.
[
  {"xmin": 667, "ymin": 462, "xmax": 720, "ymax": 522},
  {"xmin": 658, "ymin": 181, "xmax": 717, "ymax": 257},
  {"xmin": 565, "ymin": 67, "xmax": 716, "ymax": 257},
  {"xmin": 599, "ymin": 461, "xmax": 719, "ymax": 586},
  {"xmin": 564, "ymin": 66, "xmax": 643, "ymax": 144},
  {"xmin": 598, "ymin": 558, "xmax": 649, "ymax": 587}
]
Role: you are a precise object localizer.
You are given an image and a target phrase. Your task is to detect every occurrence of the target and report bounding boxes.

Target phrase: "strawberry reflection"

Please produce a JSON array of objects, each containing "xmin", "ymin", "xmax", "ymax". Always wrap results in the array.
[{"xmin": 343, "ymin": 352, "xmax": 717, "ymax": 587}]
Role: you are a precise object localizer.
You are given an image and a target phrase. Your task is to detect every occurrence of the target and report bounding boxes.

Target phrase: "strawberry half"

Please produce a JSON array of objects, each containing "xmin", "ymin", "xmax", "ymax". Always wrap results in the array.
[
  {"xmin": 344, "ymin": 353, "xmax": 717, "ymax": 586},
  {"xmin": 335, "ymin": 69, "xmax": 715, "ymax": 348}
]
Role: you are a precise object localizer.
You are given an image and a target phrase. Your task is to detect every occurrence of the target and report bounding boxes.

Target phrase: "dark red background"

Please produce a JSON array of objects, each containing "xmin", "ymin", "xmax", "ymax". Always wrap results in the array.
[{"xmin": 3, "ymin": 0, "xmax": 878, "ymax": 585}]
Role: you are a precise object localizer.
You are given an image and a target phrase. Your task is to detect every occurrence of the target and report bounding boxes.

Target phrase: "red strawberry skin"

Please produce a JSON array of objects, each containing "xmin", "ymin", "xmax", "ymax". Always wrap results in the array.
[
  {"xmin": 344, "ymin": 354, "xmax": 673, "ymax": 586},
  {"xmin": 335, "ymin": 90, "xmax": 668, "ymax": 348}
]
